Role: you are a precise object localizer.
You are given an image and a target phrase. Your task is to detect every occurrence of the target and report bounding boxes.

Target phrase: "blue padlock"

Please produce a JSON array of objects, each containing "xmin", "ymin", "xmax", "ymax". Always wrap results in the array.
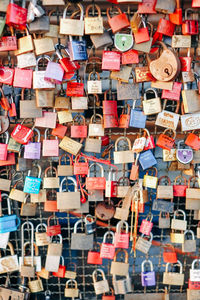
[
  {"xmin": 129, "ymin": 107, "xmax": 147, "ymax": 129},
  {"xmin": 23, "ymin": 165, "xmax": 42, "ymax": 194},
  {"xmin": 0, "ymin": 194, "xmax": 20, "ymax": 233},
  {"xmin": 141, "ymin": 260, "xmax": 156, "ymax": 287},
  {"xmin": 68, "ymin": 36, "xmax": 88, "ymax": 61},
  {"xmin": 139, "ymin": 150, "xmax": 157, "ymax": 170}
]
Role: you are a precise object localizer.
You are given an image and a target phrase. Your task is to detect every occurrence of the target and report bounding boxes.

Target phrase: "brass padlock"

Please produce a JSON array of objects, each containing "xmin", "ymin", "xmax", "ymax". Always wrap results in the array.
[
  {"xmin": 163, "ymin": 260, "xmax": 184, "ymax": 286},
  {"xmin": 182, "ymin": 230, "xmax": 196, "ymax": 253},
  {"xmin": 110, "ymin": 249, "xmax": 129, "ymax": 276}
]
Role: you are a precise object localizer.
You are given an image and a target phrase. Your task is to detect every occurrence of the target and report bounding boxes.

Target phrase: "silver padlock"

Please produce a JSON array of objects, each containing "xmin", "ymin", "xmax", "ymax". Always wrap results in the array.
[
  {"xmin": 171, "ymin": 209, "xmax": 187, "ymax": 231},
  {"xmin": 176, "ymin": 140, "xmax": 193, "ymax": 164}
]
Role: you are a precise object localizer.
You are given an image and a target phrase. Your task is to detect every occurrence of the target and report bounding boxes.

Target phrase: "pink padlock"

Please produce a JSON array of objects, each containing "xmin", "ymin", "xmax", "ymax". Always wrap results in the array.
[
  {"xmin": 100, "ymin": 231, "xmax": 115, "ymax": 259},
  {"xmin": 139, "ymin": 213, "xmax": 153, "ymax": 236},
  {"xmin": 114, "ymin": 221, "xmax": 129, "ymax": 249},
  {"xmin": 24, "ymin": 128, "xmax": 41, "ymax": 160},
  {"xmin": 44, "ymin": 61, "xmax": 64, "ymax": 84},
  {"xmin": 0, "ymin": 131, "xmax": 9, "ymax": 161}
]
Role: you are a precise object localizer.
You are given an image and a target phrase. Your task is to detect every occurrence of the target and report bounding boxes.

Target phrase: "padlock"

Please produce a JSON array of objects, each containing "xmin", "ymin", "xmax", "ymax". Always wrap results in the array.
[
  {"xmin": 43, "ymin": 166, "xmax": 59, "ymax": 189},
  {"xmin": 29, "ymin": 14, "xmax": 50, "ymax": 34},
  {"xmin": 52, "ymin": 256, "xmax": 66, "ymax": 278},
  {"xmin": 0, "ymin": 131, "xmax": 9, "ymax": 161},
  {"xmin": 163, "ymin": 244, "xmax": 177, "ymax": 263},
  {"xmin": 129, "ymin": 101, "xmax": 147, "ymax": 129},
  {"xmin": 100, "ymin": 231, "xmax": 115, "ymax": 259},
  {"xmin": 157, "ymin": 129, "xmax": 176, "ymax": 150},
  {"xmin": 169, "ymin": 0, "xmax": 182, "ymax": 25},
  {"xmin": 114, "ymin": 200, "xmax": 131, "ymax": 221},
  {"xmin": 46, "ymin": 215, "xmax": 61, "ymax": 237},
  {"xmin": 113, "ymin": 274, "xmax": 132, "ymax": 295},
  {"xmin": 24, "ymin": 128, "xmax": 41, "ymax": 160},
  {"xmin": 86, "ymin": 163, "xmax": 106, "ymax": 190},
  {"xmin": 163, "ymin": 260, "xmax": 184, "ymax": 286},
  {"xmin": 15, "ymin": 28, "xmax": 34, "ymax": 56},
  {"xmin": 135, "ymin": 232, "xmax": 153, "ymax": 254},
  {"xmin": 114, "ymin": 220, "xmax": 129, "ymax": 249},
  {"xmin": 89, "ymin": 114, "xmax": 104, "ymax": 137},
  {"xmin": 20, "ymin": 221, "xmax": 35, "ymax": 278},
  {"xmin": 182, "ymin": 8, "xmax": 199, "ymax": 35},
  {"xmin": 87, "ymin": 72, "xmax": 102, "ymax": 94},
  {"xmin": 42, "ymin": 129, "xmax": 59, "ymax": 157},
  {"xmin": 20, "ymin": 194, "xmax": 37, "ymax": 217},
  {"xmin": 157, "ymin": 17, "xmax": 175, "ymax": 36},
  {"xmin": 185, "ymin": 131, "xmax": 200, "ymax": 151},
  {"xmin": 114, "ymin": 30, "xmax": 133, "ymax": 52},
  {"xmin": 107, "ymin": 6, "xmax": 129, "ymax": 34},
  {"xmin": 64, "ymin": 279, "xmax": 79, "ymax": 298},
  {"xmin": 176, "ymin": 140, "xmax": 193, "ymax": 164},
  {"xmin": 57, "ymin": 153, "xmax": 74, "ymax": 176},
  {"xmin": 190, "ymin": 259, "xmax": 200, "ymax": 282},
  {"xmin": 147, "ymin": 41, "xmax": 181, "ymax": 82},
  {"xmin": 60, "ymin": 3, "xmax": 84, "ymax": 36},
  {"xmin": 102, "ymin": 288, "xmax": 115, "ymax": 300},
  {"xmin": 16, "ymin": 146, "xmax": 32, "ymax": 172},
  {"xmin": 90, "ymin": 28, "xmax": 113, "ymax": 49},
  {"xmin": 0, "ymin": 63, "xmax": 15, "ymax": 86},
  {"xmin": 102, "ymin": 50, "xmax": 121, "ymax": 71},
  {"xmin": 59, "ymin": 136, "xmax": 82, "ymax": 156},
  {"xmin": 138, "ymin": 0, "xmax": 156, "ymax": 14},
  {"xmin": 87, "ymin": 242, "xmax": 102, "ymax": 265},
  {"xmin": 17, "ymin": 51, "xmax": 37, "ymax": 69},
  {"xmin": 20, "ymin": 240, "xmax": 42, "ymax": 272},
  {"xmin": 44, "ymin": 60, "xmax": 64, "ymax": 85},
  {"xmin": 84, "ymin": 215, "xmax": 96, "ymax": 235},
  {"xmin": 65, "ymin": 262, "xmax": 77, "ymax": 279},
  {"xmin": 116, "ymin": 178, "xmax": 130, "ymax": 199},
  {"xmin": 23, "ymin": 165, "xmax": 42, "ymax": 194},
  {"xmin": 122, "ymin": 49, "xmax": 139, "ymax": 65},
  {"xmin": 156, "ymin": 0, "xmax": 176, "ymax": 13},
  {"xmin": 141, "ymin": 260, "xmax": 156, "ymax": 287},
  {"xmin": 159, "ymin": 212, "xmax": 171, "ymax": 229},
  {"xmin": 28, "ymin": 275, "xmax": 43, "ymax": 293},
  {"xmin": 110, "ymin": 249, "xmax": 129, "ymax": 276},
  {"xmin": 35, "ymin": 223, "xmax": 50, "ymax": 247},
  {"xmin": 36, "ymin": 90, "xmax": 54, "ymax": 108},
  {"xmin": 93, "ymin": 269, "xmax": 109, "ymax": 295},
  {"xmin": 68, "ymin": 36, "xmax": 88, "ymax": 61},
  {"xmin": 0, "ymin": 193, "xmax": 20, "ymax": 233},
  {"xmin": 33, "ymin": 35, "xmax": 54, "ymax": 56},
  {"xmin": 179, "ymin": 49, "xmax": 192, "ymax": 72},
  {"xmin": 143, "ymin": 88, "xmax": 161, "ymax": 115},
  {"xmin": 73, "ymin": 155, "xmax": 88, "ymax": 176},
  {"xmin": 6, "ymin": 0, "xmax": 27, "ymax": 30},
  {"xmin": 186, "ymin": 176, "xmax": 200, "ymax": 210},
  {"xmin": 71, "ymin": 219, "xmax": 93, "ymax": 251},
  {"xmin": 143, "ymin": 167, "xmax": 158, "ymax": 189},
  {"xmin": 139, "ymin": 213, "xmax": 153, "ymax": 236},
  {"xmin": 52, "ymin": 124, "xmax": 67, "ymax": 139},
  {"xmin": 11, "ymin": 119, "xmax": 34, "ymax": 145},
  {"xmin": 156, "ymin": 98, "xmax": 180, "ymax": 131},
  {"xmin": 114, "ymin": 137, "xmax": 134, "ymax": 164},
  {"xmin": 13, "ymin": 68, "xmax": 33, "ymax": 89},
  {"xmin": 84, "ymin": 4, "xmax": 103, "ymax": 35},
  {"xmin": 9, "ymin": 180, "xmax": 26, "ymax": 203},
  {"xmin": 71, "ymin": 114, "xmax": 87, "ymax": 139},
  {"xmin": 33, "ymin": 56, "xmax": 55, "ymax": 90},
  {"xmin": 105, "ymin": 169, "xmax": 117, "ymax": 198},
  {"xmin": 139, "ymin": 150, "xmax": 157, "ymax": 170},
  {"xmin": 43, "ymin": 189, "xmax": 58, "ymax": 212},
  {"xmin": 55, "ymin": 44, "xmax": 79, "ymax": 74},
  {"xmin": 182, "ymin": 82, "xmax": 200, "ymax": 113},
  {"xmin": 66, "ymin": 80, "xmax": 84, "ymax": 97},
  {"xmin": 103, "ymin": 91, "xmax": 118, "ymax": 128},
  {"xmin": 192, "ymin": 0, "xmax": 200, "ymax": 6},
  {"xmin": 0, "ymin": 242, "xmax": 19, "ymax": 274},
  {"xmin": 182, "ymin": 230, "xmax": 196, "ymax": 253},
  {"xmin": 20, "ymin": 89, "xmax": 42, "ymax": 119},
  {"xmin": 171, "ymin": 209, "xmax": 187, "ymax": 231},
  {"xmin": 157, "ymin": 176, "xmax": 173, "ymax": 199},
  {"xmin": 45, "ymin": 234, "xmax": 63, "ymax": 272},
  {"xmin": 134, "ymin": 19, "xmax": 150, "ymax": 44},
  {"xmin": 57, "ymin": 177, "xmax": 80, "ymax": 211},
  {"xmin": 173, "ymin": 175, "xmax": 188, "ymax": 197},
  {"xmin": 117, "ymin": 73, "xmax": 140, "ymax": 101},
  {"xmin": 85, "ymin": 136, "xmax": 101, "ymax": 153},
  {"xmin": 0, "ymin": 27, "xmax": 17, "ymax": 52},
  {"xmin": 71, "ymin": 95, "xmax": 88, "ymax": 110},
  {"xmin": 119, "ymin": 105, "xmax": 131, "ymax": 129}
]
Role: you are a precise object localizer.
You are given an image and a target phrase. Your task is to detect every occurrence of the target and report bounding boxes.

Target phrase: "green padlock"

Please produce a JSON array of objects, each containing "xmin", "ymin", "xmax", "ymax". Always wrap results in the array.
[
  {"xmin": 0, "ymin": 17, "xmax": 5, "ymax": 37},
  {"xmin": 114, "ymin": 32, "xmax": 133, "ymax": 52}
]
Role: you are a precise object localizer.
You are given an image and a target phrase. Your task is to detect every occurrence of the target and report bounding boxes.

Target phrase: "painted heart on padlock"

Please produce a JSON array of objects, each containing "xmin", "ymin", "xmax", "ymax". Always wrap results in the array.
[
  {"xmin": 0, "ymin": 67, "xmax": 13, "ymax": 82},
  {"xmin": 177, "ymin": 149, "xmax": 193, "ymax": 164}
]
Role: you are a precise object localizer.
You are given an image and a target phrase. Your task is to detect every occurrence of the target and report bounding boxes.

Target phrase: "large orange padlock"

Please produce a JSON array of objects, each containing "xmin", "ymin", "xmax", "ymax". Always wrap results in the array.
[
  {"xmin": 156, "ymin": 129, "xmax": 176, "ymax": 150},
  {"xmin": 157, "ymin": 18, "xmax": 175, "ymax": 36},
  {"xmin": 107, "ymin": 6, "xmax": 129, "ymax": 34},
  {"xmin": 169, "ymin": 0, "xmax": 182, "ymax": 25},
  {"xmin": 185, "ymin": 131, "xmax": 200, "ymax": 151}
]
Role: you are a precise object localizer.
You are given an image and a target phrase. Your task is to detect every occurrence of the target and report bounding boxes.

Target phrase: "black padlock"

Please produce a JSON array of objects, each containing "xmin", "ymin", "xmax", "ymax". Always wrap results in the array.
[{"xmin": 84, "ymin": 214, "xmax": 96, "ymax": 235}]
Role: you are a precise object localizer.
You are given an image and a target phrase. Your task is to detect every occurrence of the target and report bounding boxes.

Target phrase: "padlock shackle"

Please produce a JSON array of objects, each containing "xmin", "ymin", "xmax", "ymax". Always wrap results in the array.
[
  {"xmin": 173, "ymin": 209, "xmax": 186, "ymax": 220},
  {"xmin": 74, "ymin": 154, "xmax": 87, "ymax": 164},
  {"xmin": 73, "ymin": 219, "xmax": 85, "ymax": 234},
  {"xmin": 103, "ymin": 231, "xmax": 115, "ymax": 244},
  {"xmin": 63, "ymin": 3, "xmax": 84, "ymax": 20},
  {"xmin": 50, "ymin": 233, "xmax": 62, "ymax": 244},
  {"xmin": 36, "ymin": 223, "xmax": 47, "ymax": 233},
  {"xmin": 24, "ymin": 241, "xmax": 39, "ymax": 256},
  {"xmin": 145, "ymin": 167, "xmax": 158, "ymax": 177},
  {"xmin": 88, "ymin": 162, "xmax": 104, "ymax": 178},
  {"xmin": 1, "ymin": 193, "xmax": 11, "ymax": 216},
  {"xmin": 184, "ymin": 229, "xmax": 195, "ymax": 240},
  {"xmin": 85, "ymin": 4, "xmax": 101, "ymax": 17},
  {"xmin": 72, "ymin": 114, "xmax": 86, "ymax": 126},
  {"xmin": 44, "ymin": 128, "xmax": 57, "ymax": 140},
  {"xmin": 106, "ymin": 6, "xmax": 123, "ymax": 21},
  {"xmin": 145, "ymin": 212, "xmax": 153, "ymax": 222},
  {"xmin": 60, "ymin": 177, "xmax": 77, "ymax": 192},
  {"xmin": 84, "ymin": 214, "xmax": 94, "ymax": 224},
  {"xmin": 27, "ymin": 164, "xmax": 41, "ymax": 178},
  {"xmin": 88, "ymin": 71, "xmax": 100, "ymax": 81},
  {"xmin": 188, "ymin": 175, "xmax": 199, "ymax": 188},
  {"xmin": 1, "ymin": 131, "xmax": 9, "ymax": 144},
  {"xmin": 44, "ymin": 166, "xmax": 58, "ymax": 178},
  {"xmin": 47, "ymin": 215, "xmax": 59, "ymax": 227},
  {"xmin": 66, "ymin": 279, "xmax": 78, "ymax": 289},
  {"xmin": 115, "ymin": 136, "xmax": 132, "ymax": 151},
  {"xmin": 108, "ymin": 169, "xmax": 116, "ymax": 181},
  {"xmin": 141, "ymin": 232, "xmax": 153, "ymax": 242},
  {"xmin": 191, "ymin": 259, "xmax": 200, "ymax": 270},
  {"xmin": 67, "ymin": 261, "xmax": 77, "ymax": 272},
  {"xmin": 114, "ymin": 249, "xmax": 128, "ymax": 263},
  {"xmin": 90, "ymin": 114, "xmax": 103, "ymax": 124},
  {"xmin": 165, "ymin": 260, "xmax": 183, "ymax": 273},
  {"xmin": 92, "ymin": 268, "xmax": 106, "ymax": 282},
  {"xmin": 33, "ymin": 128, "xmax": 40, "ymax": 143},
  {"xmin": 6, "ymin": 242, "xmax": 15, "ymax": 256},
  {"xmin": 59, "ymin": 153, "xmax": 73, "ymax": 166},
  {"xmin": 36, "ymin": 55, "xmax": 51, "ymax": 71},
  {"xmin": 117, "ymin": 176, "xmax": 130, "ymax": 186},
  {"xmin": 163, "ymin": 128, "xmax": 176, "ymax": 140},
  {"xmin": 158, "ymin": 175, "xmax": 171, "ymax": 186},
  {"xmin": 21, "ymin": 221, "xmax": 34, "ymax": 267},
  {"xmin": 116, "ymin": 220, "xmax": 129, "ymax": 234},
  {"xmin": 174, "ymin": 175, "xmax": 187, "ymax": 186},
  {"xmin": 144, "ymin": 88, "xmax": 158, "ymax": 101},
  {"xmin": 141, "ymin": 259, "xmax": 153, "ymax": 273},
  {"xmin": 104, "ymin": 90, "xmax": 115, "ymax": 101}
]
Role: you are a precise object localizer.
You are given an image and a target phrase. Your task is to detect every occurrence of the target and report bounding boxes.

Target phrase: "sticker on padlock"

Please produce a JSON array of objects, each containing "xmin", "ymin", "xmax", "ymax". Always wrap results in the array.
[
  {"xmin": 176, "ymin": 140, "xmax": 193, "ymax": 164},
  {"xmin": 139, "ymin": 213, "xmax": 153, "ymax": 236}
]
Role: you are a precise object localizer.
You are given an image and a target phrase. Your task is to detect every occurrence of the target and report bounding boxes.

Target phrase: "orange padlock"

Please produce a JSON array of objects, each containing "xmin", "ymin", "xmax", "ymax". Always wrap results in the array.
[
  {"xmin": 185, "ymin": 131, "xmax": 200, "ymax": 151},
  {"xmin": 169, "ymin": 0, "xmax": 182, "ymax": 25},
  {"xmin": 107, "ymin": 6, "xmax": 129, "ymax": 34},
  {"xmin": 156, "ymin": 129, "xmax": 176, "ymax": 150}
]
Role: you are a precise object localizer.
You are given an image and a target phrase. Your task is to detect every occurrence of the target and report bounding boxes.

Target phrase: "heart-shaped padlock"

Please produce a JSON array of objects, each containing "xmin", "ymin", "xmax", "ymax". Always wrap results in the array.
[
  {"xmin": 114, "ymin": 32, "xmax": 133, "ymax": 52},
  {"xmin": 176, "ymin": 140, "xmax": 193, "ymax": 164}
]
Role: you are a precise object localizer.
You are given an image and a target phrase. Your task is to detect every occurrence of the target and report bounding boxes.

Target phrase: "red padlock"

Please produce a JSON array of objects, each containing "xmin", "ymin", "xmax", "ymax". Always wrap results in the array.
[
  {"xmin": 86, "ymin": 163, "xmax": 106, "ymax": 190},
  {"xmin": 122, "ymin": 50, "xmax": 139, "ymax": 65},
  {"xmin": 51, "ymin": 124, "xmax": 67, "ymax": 139},
  {"xmin": 52, "ymin": 256, "xmax": 66, "ymax": 278},
  {"xmin": 156, "ymin": 129, "xmax": 176, "ymax": 151},
  {"xmin": 6, "ymin": 0, "xmax": 27, "ymax": 30},
  {"xmin": 143, "ymin": 134, "xmax": 155, "ymax": 151},
  {"xmin": 182, "ymin": 9, "xmax": 199, "ymax": 35},
  {"xmin": 161, "ymin": 82, "xmax": 182, "ymax": 101},
  {"xmin": 119, "ymin": 105, "xmax": 130, "ymax": 129},
  {"xmin": 70, "ymin": 115, "xmax": 87, "ymax": 139},
  {"xmin": 87, "ymin": 242, "xmax": 102, "ymax": 265},
  {"xmin": 185, "ymin": 131, "xmax": 200, "ymax": 151},
  {"xmin": 66, "ymin": 81, "xmax": 84, "ymax": 97},
  {"xmin": 138, "ymin": 0, "xmax": 157, "ymax": 14},
  {"xmin": 169, "ymin": 0, "xmax": 182, "ymax": 25},
  {"xmin": 114, "ymin": 221, "xmax": 129, "ymax": 249},
  {"xmin": 9, "ymin": 97, "xmax": 17, "ymax": 117},
  {"xmin": 102, "ymin": 51, "xmax": 121, "ymax": 71},
  {"xmin": 100, "ymin": 231, "xmax": 115, "ymax": 259},
  {"xmin": 44, "ymin": 190, "xmax": 58, "ymax": 212},
  {"xmin": 139, "ymin": 213, "xmax": 153, "ymax": 236},
  {"xmin": 107, "ymin": 6, "xmax": 129, "ymax": 34},
  {"xmin": 173, "ymin": 175, "xmax": 188, "ymax": 197},
  {"xmin": 102, "ymin": 288, "xmax": 115, "ymax": 300},
  {"xmin": 73, "ymin": 155, "xmax": 88, "ymax": 176},
  {"xmin": 163, "ymin": 244, "xmax": 177, "ymax": 263},
  {"xmin": 134, "ymin": 20, "xmax": 150, "ymax": 44},
  {"xmin": 46, "ymin": 215, "xmax": 61, "ymax": 237},
  {"xmin": 188, "ymin": 280, "xmax": 200, "ymax": 290},
  {"xmin": 0, "ymin": 152, "xmax": 15, "ymax": 167},
  {"xmin": 11, "ymin": 122, "xmax": 34, "ymax": 145},
  {"xmin": 103, "ymin": 90, "xmax": 118, "ymax": 129},
  {"xmin": 0, "ymin": 65, "xmax": 15, "ymax": 86},
  {"xmin": 55, "ymin": 45, "xmax": 80, "ymax": 73},
  {"xmin": 157, "ymin": 18, "xmax": 175, "ymax": 36}
]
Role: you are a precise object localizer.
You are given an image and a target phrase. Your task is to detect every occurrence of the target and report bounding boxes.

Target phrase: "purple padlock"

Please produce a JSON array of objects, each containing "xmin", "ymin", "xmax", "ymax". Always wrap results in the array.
[
  {"xmin": 24, "ymin": 128, "xmax": 41, "ymax": 160},
  {"xmin": 176, "ymin": 140, "xmax": 193, "ymax": 164},
  {"xmin": 141, "ymin": 260, "xmax": 156, "ymax": 287},
  {"xmin": 44, "ymin": 61, "xmax": 64, "ymax": 84}
]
